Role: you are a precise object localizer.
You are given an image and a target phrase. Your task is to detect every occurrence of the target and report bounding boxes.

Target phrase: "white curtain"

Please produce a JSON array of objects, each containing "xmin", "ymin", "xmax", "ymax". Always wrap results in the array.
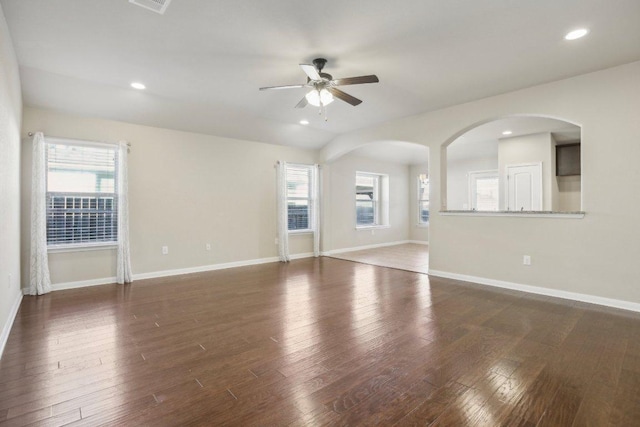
[
  {"xmin": 116, "ymin": 141, "xmax": 133, "ymax": 284},
  {"xmin": 276, "ymin": 161, "xmax": 290, "ymax": 262},
  {"xmin": 312, "ymin": 164, "xmax": 321, "ymax": 257},
  {"xmin": 27, "ymin": 132, "xmax": 52, "ymax": 296}
]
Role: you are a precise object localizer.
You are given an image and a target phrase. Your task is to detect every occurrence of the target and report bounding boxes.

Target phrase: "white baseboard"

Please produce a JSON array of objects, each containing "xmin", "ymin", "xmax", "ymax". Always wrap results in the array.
[
  {"xmin": 407, "ymin": 240, "xmax": 429, "ymax": 245},
  {"xmin": 428, "ymin": 270, "xmax": 640, "ymax": 313},
  {"xmin": 323, "ymin": 240, "xmax": 416, "ymax": 256},
  {"xmin": 51, "ymin": 276, "xmax": 118, "ymax": 291},
  {"xmin": 289, "ymin": 252, "xmax": 316, "ymax": 260},
  {"xmin": 134, "ymin": 257, "xmax": 278, "ymax": 281},
  {"xmin": 134, "ymin": 252, "xmax": 317, "ymax": 281},
  {"xmin": 0, "ymin": 291, "xmax": 23, "ymax": 359},
  {"xmin": 48, "ymin": 253, "xmax": 317, "ymax": 288}
]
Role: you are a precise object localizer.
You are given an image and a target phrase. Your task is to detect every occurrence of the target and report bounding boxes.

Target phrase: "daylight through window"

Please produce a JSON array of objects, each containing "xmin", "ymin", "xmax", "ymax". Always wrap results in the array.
[
  {"xmin": 356, "ymin": 172, "xmax": 389, "ymax": 227},
  {"xmin": 286, "ymin": 164, "xmax": 314, "ymax": 231},
  {"xmin": 46, "ymin": 141, "xmax": 119, "ymax": 246},
  {"xmin": 418, "ymin": 173, "xmax": 430, "ymax": 224},
  {"xmin": 469, "ymin": 170, "xmax": 499, "ymax": 211}
]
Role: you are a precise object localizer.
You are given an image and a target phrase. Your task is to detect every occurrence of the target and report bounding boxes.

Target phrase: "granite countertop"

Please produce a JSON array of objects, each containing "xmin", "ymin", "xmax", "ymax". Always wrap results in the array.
[{"xmin": 439, "ymin": 210, "xmax": 585, "ymax": 218}]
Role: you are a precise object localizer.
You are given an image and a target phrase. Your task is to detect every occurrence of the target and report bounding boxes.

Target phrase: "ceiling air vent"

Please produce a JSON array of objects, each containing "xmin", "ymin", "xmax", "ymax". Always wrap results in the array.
[{"xmin": 129, "ymin": 0, "xmax": 172, "ymax": 15}]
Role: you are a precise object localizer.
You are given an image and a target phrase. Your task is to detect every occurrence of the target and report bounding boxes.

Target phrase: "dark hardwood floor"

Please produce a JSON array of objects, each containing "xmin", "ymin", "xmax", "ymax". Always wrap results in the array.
[{"xmin": 1, "ymin": 257, "xmax": 640, "ymax": 426}]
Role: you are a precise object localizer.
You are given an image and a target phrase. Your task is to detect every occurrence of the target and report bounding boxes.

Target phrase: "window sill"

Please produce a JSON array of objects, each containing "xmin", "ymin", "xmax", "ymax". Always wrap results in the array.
[
  {"xmin": 439, "ymin": 210, "xmax": 585, "ymax": 219},
  {"xmin": 288, "ymin": 229, "xmax": 314, "ymax": 235},
  {"xmin": 356, "ymin": 225, "xmax": 390, "ymax": 230},
  {"xmin": 416, "ymin": 223, "xmax": 429, "ymax": 228},
  {"xmin": 48, "ymin": 243, "xmax": 118, "ymax": 253}
]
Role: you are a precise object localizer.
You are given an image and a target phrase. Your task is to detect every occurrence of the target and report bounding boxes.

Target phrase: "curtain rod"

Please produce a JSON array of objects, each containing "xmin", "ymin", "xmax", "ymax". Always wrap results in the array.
[{"xmin": 27, "ymin": 132, "xmax": 131, "ymax": 147}]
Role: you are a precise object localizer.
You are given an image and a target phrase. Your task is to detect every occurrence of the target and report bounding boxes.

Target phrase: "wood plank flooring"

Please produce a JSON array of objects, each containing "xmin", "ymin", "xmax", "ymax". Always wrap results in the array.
[
  {"xmin": 1, "ymin": 257, "xmax": 640, "ymax": 426},
  {"xmin": 329, "ymin": 243, "xmax": 429, "ymax": 274}
]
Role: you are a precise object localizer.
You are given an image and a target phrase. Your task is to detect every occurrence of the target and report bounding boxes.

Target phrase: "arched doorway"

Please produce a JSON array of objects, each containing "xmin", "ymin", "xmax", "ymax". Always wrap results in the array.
[{"xmin": 321, "ymin": 140, "xmax": 430, "ymax": 273}]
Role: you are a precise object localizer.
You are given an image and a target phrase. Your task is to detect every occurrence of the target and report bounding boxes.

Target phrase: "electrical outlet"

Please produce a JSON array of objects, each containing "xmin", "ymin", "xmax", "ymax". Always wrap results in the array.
[
  {"xmin": 205, "ymin": 243, "xmax": 211, "ymax": 251},
  {"xmin": 371, "ymin": 229, "xmax": 375, "ymax": 235},
  {"xmin": 523, "ymin": 255, "xmax": 531, "ymax": 266},
  {"xmin": 162, "ymin": 246, "xmax": 169, "ymax": 255},
  {"xmin": 275, "ymin": 237, "xmax": 279, "ymax": 245}
]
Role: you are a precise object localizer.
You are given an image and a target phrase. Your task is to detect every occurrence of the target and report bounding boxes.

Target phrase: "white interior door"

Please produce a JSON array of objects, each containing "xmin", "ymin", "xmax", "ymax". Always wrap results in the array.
[{"xmin": 506, "ymin": 163, "xmax": 542, "ymax": 211}]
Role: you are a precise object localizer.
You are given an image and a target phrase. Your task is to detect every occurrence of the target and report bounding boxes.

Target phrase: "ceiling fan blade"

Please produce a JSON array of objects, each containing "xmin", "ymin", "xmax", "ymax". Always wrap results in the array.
[
  {"xmin": 300, "ymin": 64, "xmax": 321, "ymax": 81},
  {"xmin": 332, "ymin": 75, "xmax": 379, "ymax": 86},
  {"xmin": 295, "ymin": 96, "xmax": 308, "ymax": 109},
  {"xmin": 259, "ymin": 84, "xmax": 307, "ymax": 91},
  {"xmin": 327, "ymin": 87, "xmax": 362, "ymax": 106}
]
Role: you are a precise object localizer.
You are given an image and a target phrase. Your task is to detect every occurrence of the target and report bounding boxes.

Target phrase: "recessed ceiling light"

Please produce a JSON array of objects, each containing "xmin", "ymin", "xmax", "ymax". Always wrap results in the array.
[
  {"xmin": 502, "ymin": 130, "xmax": 513, "ymax": 136},
  {"xmin": 130, "ymin": 82, "xmax": 146, "ymax": 90},
  {"xmin": 564, "ymin": 28, "xmax": 589, "ymax": 41},
  {"xmin": 299, "ymin": 120, "xmax": 309, "ymax": 125}
]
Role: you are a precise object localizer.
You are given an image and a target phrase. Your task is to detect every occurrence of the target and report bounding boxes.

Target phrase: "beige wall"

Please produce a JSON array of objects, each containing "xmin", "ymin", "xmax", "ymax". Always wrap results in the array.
[
  {"xmin": 498, "ymin": 132, "xmax": 553, "ymax": 210},
  {"xmin": 557, "ymin": 176, "xmax": 581, "ymax": 211},
  {"xmin": 409, "ymin": 163, "xmax": 429, "ymax": 242},
  {"xmin": 322, "ymin": 153, "xmax": 410, "ymax": 251},
  {"xmin": 21, "ymin": 107, "xmax": 318, "ymax": 286},
  {"xmin": 0, "ymin": 4, "xmax": 22, "ymax": 353},
  {"xmin": 320, "ymin": 60, "xmax": 640, "ymax": 304}
]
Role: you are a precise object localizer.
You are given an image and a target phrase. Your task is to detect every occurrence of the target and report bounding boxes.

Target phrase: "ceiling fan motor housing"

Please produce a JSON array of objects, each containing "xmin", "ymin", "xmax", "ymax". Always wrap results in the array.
[{"xmin": 313, "ymin": 58, "xmax": 328, "ymax": 72}]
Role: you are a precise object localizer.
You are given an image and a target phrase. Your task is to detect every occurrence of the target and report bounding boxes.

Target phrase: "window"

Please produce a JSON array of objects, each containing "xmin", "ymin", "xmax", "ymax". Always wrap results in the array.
[
  {"xmin": 356, "ymin": 172, "xmax": 389, "ymax": 227},
  {"xmin": 468, "ymin": 170, "xmax": 499, "ymax": 211},
  {"xmin": 46, "ymin": 140, "xmax": 119, "ymax": 247},
  {"xmin": 286, "ymin": 164, "xmax": 314, "ymax": 232},
  {"xmin": 418, "ymin": 173, "xmax": 430, "ymax": 224}
]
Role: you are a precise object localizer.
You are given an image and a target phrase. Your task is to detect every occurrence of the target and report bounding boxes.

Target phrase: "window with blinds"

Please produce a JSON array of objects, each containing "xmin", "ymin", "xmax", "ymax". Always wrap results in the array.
[
  {"xmin": 286, "ymin": 164, "xmax": 313, "ymax": 231},
  {"xmin": 46, "ymin": 141, "xmax": 119, "ymax": 247},
  {"xmin": 356, "ymin": 173, "xmax": 379, "ymax": 226},
  {"xmin": 356, "ymin": 172, "xmax": 389, "ymax": 227},
  {"xmin": 418, "ymin": 173, "xmax": 430, "ymax": 224}
]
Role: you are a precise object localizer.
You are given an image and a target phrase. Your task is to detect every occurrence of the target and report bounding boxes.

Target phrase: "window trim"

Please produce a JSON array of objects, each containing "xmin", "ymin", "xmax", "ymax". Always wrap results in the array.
[
  {"xmin": 47, "ymin": 242, "xmax": 118, "ymax": 253},
  {"xmin": 45, "ymin": 138, "xmax": 120, "ymax": 250},
  {"xmin": 285, "ymin": 163, "xmax": 316, "ymax": 234},
  {"xmin": 355, "ymin": 171, "xmax": 389, "ymax": 229}
]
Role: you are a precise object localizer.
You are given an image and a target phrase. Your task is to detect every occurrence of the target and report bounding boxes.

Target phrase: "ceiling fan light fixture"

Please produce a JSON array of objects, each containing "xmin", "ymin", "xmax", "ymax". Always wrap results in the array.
[{"xmin": 305, "ymin": 89, "xmax": 334, "ymax": 107}]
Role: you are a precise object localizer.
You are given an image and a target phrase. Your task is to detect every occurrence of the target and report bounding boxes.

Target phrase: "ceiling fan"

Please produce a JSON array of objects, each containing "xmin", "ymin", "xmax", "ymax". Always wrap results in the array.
[{"xmin": 259, "ymin": 58, "xmax": 379, "ymax": 110}]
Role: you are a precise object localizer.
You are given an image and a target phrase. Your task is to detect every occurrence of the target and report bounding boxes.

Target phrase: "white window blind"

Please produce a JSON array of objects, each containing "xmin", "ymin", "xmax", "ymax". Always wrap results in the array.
[
  {"xmin": 286, "ymin": 164, "xmax": 312, "ymax": 231},
  {"xmin": 418, "ymin": 173, "xmax": 430, "ymax": 224},
  {"xmin": 46, "ymin": 141, "xmax": 119, "ymax": 246}
]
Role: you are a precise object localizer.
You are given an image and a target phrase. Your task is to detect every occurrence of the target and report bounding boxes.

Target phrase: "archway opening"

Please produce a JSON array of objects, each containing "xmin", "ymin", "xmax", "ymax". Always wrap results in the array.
[
  {"xmin": 442, "ymin": 115, "xmax": 581, "ymax": 212},
  {"xmin": 322, "ymin": 139, "xmax": 430, "ymax": 273}
]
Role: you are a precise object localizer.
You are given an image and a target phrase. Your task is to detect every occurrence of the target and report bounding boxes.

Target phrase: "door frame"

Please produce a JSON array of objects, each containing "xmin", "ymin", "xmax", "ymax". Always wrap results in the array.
[{"xmin": 504, "ymin": 162, "xmax": 543, "ymax": 211}]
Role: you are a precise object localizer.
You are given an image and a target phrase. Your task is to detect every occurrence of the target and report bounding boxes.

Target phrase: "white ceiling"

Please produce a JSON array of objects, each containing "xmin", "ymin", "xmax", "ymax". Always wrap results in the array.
[
  {"xmin": 349, "ymin": 141, "xmax": 429, "ymax": 165},
  {"xmin": 2, "ymin": 0, "xmax": 639, "ymax": 149}
]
